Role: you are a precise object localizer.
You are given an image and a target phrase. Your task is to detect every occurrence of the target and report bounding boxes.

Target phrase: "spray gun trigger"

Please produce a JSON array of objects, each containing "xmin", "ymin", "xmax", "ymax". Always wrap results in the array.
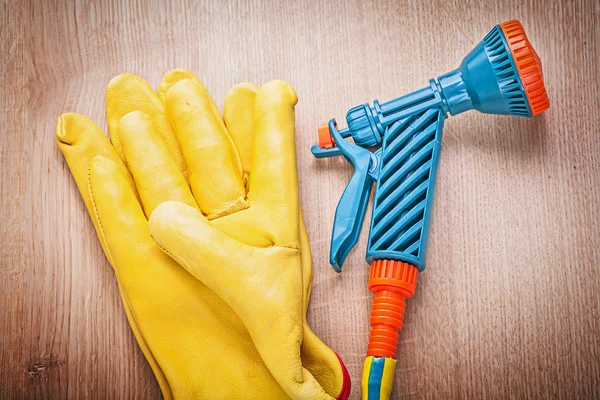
[{"xmin": 328, "ymin": 119, "xmax": 376, "ymax": 272}]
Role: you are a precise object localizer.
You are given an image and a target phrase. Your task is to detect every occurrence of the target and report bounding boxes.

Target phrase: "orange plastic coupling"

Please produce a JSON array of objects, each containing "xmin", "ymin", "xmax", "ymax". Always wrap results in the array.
[
  {"xmin": 500, "ymin": 20, "xmax": 550, "ymax": 116},
  {"xmin": 367, "ymin": 260, "xmax": 418, "ymax": 359},
  {"xmin": 318, "ymin": 122, "xmax": 336, "ymax": 149}
]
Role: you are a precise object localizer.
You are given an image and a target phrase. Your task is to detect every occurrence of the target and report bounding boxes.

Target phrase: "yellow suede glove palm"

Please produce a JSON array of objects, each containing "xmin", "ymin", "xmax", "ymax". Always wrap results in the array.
[{"xmin": 57, "ymin": 70, "xmax": 349, "ymax": 400}]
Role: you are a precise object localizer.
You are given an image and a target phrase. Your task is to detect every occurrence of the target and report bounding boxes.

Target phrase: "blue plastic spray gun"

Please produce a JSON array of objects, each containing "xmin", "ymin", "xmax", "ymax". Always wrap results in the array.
[{"xmin": 312, "ymin": 20, "xmax": 549, "ymax": 400}]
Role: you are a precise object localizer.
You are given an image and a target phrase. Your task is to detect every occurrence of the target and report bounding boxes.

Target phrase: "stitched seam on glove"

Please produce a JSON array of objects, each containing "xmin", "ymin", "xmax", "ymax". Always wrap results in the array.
[
  {"xmin": 205, "ymin": 196, "xmax": 250, "ymax": 220},
  {"xmin": 86, "ymin": 160, "xmax": 114, "ymax": 266}
]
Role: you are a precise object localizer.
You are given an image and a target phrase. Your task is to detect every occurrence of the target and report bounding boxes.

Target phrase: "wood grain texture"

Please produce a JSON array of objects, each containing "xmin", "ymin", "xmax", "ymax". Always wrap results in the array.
[{"xmin": 1, "ymin": 0, "xmax": 599, "ymax": 398}]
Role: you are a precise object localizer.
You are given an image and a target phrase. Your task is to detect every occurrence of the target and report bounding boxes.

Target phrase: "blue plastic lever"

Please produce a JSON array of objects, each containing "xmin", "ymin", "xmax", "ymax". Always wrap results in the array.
[{"xmin": 317, "ymin": 120, "xmax": 379, "ymax": 272}]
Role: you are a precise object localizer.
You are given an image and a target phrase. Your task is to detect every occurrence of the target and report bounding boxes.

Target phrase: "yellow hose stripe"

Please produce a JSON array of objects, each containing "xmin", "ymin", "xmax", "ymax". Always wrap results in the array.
[
  {"xmin": 379, "ymin": 357, "xmax": 397, "ymax": 399},
  {"xmin": 362, "ymin": 356, "xmax": 373, "ymax": 399}
]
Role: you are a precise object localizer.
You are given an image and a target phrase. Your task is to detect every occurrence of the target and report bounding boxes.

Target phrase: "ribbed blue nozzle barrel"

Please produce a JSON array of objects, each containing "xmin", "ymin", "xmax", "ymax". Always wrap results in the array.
[{"xmin": 438, "ymin": 24, "xmax": 533, "ymax": 117}]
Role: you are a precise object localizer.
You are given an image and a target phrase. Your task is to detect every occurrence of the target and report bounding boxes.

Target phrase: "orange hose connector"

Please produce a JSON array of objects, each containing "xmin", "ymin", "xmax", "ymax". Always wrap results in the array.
[{"xmin": 367, "ymin": 260, "xmax": 418, "ymax": 358}]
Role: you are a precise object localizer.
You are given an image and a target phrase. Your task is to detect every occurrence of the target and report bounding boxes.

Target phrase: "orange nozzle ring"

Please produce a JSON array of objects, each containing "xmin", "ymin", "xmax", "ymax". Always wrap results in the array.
[
  {"xmin": 500, "ymin": 20, "xmax": 550, "ymax": 116},
  {"xmin": 367, "ymin": 260, "xmax": 418, "ymax": 358}
]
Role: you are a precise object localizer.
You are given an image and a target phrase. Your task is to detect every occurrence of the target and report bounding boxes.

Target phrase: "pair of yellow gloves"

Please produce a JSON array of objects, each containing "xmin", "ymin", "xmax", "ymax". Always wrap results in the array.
[{"xmin": 56, "ymin": 69, "xmax": 350, "ymax": 399}]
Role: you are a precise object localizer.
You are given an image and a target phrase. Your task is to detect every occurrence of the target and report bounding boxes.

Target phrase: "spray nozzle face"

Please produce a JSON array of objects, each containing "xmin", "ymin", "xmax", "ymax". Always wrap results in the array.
[
  {"xmin": 498, "ymin": 20, "xmax": 549, "ymax": 116},
  {"xmin": 448, "ymin": 20, "xmax": 549, "ymax": 117}
]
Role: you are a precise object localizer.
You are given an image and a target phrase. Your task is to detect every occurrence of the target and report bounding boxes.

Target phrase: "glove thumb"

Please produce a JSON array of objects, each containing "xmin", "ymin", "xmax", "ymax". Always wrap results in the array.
[{"xmin": 149, "ymin": 201, "xmax": 334, "ymax": 400}]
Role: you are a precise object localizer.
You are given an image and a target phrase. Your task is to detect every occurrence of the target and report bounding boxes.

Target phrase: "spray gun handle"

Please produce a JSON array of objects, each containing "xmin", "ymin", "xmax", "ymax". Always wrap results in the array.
[{"xmin": 311, "ymin": 119, "xmax": 379, "ymax": 272}]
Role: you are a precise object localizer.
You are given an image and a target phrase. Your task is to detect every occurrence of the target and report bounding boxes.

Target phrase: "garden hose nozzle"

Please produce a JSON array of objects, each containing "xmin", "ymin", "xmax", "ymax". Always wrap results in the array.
[{"xmin": 312, "ymin": 20, "xmax": 549, "ymax": 400}]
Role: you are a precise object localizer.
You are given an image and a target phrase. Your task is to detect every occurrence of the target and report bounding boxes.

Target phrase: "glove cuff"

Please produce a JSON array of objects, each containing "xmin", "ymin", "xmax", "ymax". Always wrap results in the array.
[{"xmin": 335, "ymin": 353, "xmax": 351, "ymax": 400}]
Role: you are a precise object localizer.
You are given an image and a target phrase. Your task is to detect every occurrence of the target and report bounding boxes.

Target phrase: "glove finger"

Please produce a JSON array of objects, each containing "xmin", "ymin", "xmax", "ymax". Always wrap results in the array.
[
  {"xmin": 157, "ymin": 68, "xmax": 199, "ymax": 104},
  {"xmin": 223, "ymin": 83, "xmax": 259, "ymax": 179},
  {"xmin": 247, "ymin": 81, "xmax": 300, "ymax": 235},
  {"xmin": 56, "ymin": 113, "xmax": 137, "ymax": 262},
  {"xmin": 87, "ymin": 155, "xmax": 159, "ymax": 272},
  {"xmin": 163, "ymin": 74, "xmax": 247, "ymax": 219},
  {"xmin": 57, "ymin": 123, "xmax": 172, "ymax": 396},
  {"xmin": 106, "ymin": 73, "xmax": 187, "ymax": 180},
  {"xmin": 148, "ymin": 201, "xmax": 333, "ymax": 400},
  {"xmin": 119, "ymin": 111, "xmax": 198, "ymax": 218}
]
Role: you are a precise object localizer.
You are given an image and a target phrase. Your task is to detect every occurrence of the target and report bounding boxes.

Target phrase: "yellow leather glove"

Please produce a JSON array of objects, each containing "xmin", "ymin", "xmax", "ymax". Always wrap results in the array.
[{"xmin": 56, "ymin": 69, "xmax": 350, "ymax": 399}]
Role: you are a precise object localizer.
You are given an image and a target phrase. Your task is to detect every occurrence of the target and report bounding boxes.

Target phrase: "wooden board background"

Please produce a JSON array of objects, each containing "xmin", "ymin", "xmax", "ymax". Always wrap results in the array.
[{"xmin": 1, "ymin": 0, "xmax": 599, "ymax": 398}]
